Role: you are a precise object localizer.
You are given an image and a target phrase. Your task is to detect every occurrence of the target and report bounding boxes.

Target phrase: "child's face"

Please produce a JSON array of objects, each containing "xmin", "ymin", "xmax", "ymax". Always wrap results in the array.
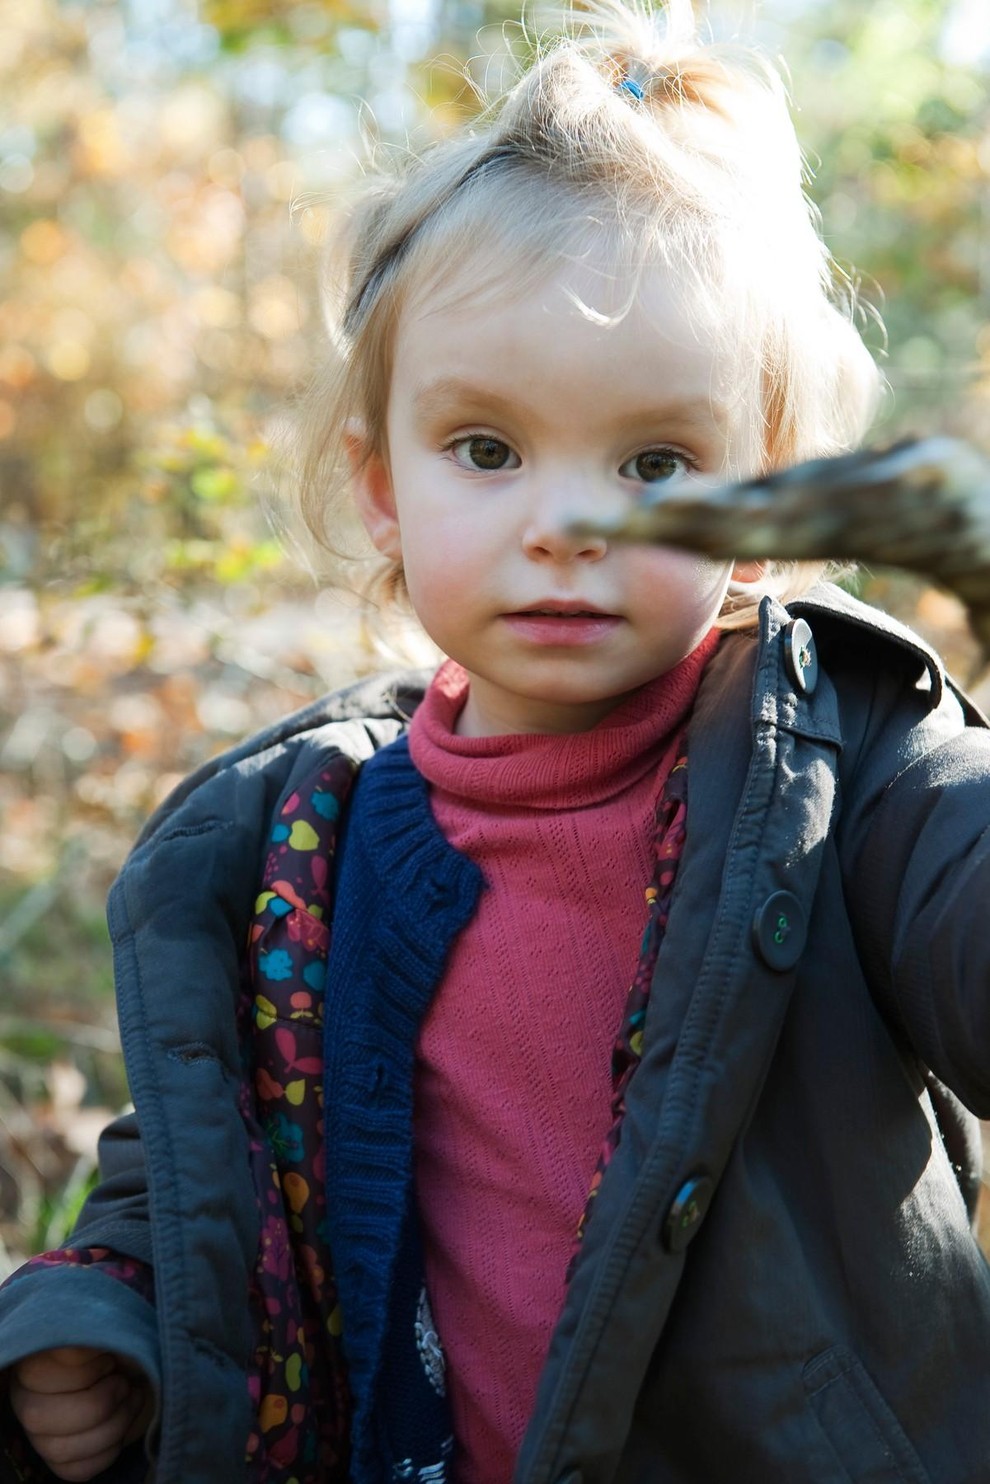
[{"xmin": 353, "ymin": 256, "xmax": 759, "ymax": 737}]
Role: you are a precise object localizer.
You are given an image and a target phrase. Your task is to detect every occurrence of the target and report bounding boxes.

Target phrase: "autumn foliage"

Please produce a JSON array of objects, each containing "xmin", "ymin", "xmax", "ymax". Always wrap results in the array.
[{"xmin": 0, "ymin": 0, "xmax": 988, "ymax": 1260}]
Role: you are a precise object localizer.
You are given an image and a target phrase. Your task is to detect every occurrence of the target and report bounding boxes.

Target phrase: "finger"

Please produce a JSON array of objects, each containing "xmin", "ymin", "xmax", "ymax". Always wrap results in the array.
[
  {"xmin": 26, "ymin": 1392, "xmax": 136, "ymax": 1475},
  {"xmin": 15, "ymin": 1349, "xmax": 116, "ymax": 1394},
  {"xmin": 11, "ymin": 1369, "xmax": 129, "ymax": 1441},
  {"xmin": 37, "ymin": 1444, "xmax": 124, "ymax": 1484},
  {"xmin": 31, "ymin": 1384, "xmax": 152, "ymax": 1484}
]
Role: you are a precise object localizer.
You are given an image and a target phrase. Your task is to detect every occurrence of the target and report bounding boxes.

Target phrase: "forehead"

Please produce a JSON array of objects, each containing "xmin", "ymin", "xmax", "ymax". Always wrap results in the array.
[
  {"xmin": 392, "ymin": 246, "xmax": 753, "ymax": 426},
  {"xmin": 404, "ymin": 222, "xmax": 703, "ymax": 331}
]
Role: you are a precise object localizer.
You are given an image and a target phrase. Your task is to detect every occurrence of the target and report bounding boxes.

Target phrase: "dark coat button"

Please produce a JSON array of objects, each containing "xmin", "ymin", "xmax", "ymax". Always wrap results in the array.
[
  {"xmin": 783, "ymin": 618, "xmax": 818, "ymax": 694},
  {"xmin": 662, "ymin": 1174, "xmax": 714, "ymax": 1253},
  {"xmin": 752, "ymin": 890, "xmax": 807, "ymax": 971}
]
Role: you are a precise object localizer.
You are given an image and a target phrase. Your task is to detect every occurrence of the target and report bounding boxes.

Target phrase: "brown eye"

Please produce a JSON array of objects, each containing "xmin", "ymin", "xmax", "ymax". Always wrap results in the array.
[
  {"xmin": 469, "ymin": 438, "xmax": 509, "ymax": 469},
  {"xmin": 621, "ymin": 447, "xmax": 691, "ymax": 484},
  {"xmin": 449, "ymin": 436, "xmax": 519, "ymax": 472}
]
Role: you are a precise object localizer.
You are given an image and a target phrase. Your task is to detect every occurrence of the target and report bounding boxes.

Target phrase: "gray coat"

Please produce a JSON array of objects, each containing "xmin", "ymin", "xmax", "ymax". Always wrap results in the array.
[{"xmin": 1, "ymin": 587, "xmax": 988, "ymax": 1484}]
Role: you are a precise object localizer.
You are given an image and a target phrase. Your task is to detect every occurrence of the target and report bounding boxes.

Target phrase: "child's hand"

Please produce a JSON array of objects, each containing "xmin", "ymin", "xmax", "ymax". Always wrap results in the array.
[{"xmin": 9, "ymin": 1346, "xmax": 153, "ymax": 1482}]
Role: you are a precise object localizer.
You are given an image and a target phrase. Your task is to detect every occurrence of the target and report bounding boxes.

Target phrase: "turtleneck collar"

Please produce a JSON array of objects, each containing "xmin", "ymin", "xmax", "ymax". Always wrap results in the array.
[{"xmin": 407, "ymin": 629, "xmax": 720, "ymax": 811}]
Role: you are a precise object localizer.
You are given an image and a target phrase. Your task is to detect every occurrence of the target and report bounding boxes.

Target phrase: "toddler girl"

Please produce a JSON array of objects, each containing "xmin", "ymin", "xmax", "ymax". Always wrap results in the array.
[{"xmin": 3, "ymin": 1, "xmax": 989, "ymax": 1481}]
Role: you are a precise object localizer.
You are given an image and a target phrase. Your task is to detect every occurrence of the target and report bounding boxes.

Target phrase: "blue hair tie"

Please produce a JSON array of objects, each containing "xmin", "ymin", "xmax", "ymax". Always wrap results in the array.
[{"xmin": 617, "ymin": 76, "xmax": 645, "ymax": 100}]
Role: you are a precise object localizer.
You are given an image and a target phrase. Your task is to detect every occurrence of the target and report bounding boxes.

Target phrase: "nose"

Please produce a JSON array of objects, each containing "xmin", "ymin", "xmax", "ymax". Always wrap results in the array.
[{"xmin": 521, "ymin": 478, "xmax": 610, "ymax": 564}]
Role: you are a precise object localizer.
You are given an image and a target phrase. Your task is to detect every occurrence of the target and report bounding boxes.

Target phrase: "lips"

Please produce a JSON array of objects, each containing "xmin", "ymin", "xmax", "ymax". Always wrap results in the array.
[
  {"xmin": 519, "ymin": 608, "xmax": 605, "ymax": 617},
  {"xmin": 510, "ymin": 601, "xmax": 616, "ymax": 618},
  {"xmin": 502, "ymin": 602, "xmax": 622, "ymax": 646}
]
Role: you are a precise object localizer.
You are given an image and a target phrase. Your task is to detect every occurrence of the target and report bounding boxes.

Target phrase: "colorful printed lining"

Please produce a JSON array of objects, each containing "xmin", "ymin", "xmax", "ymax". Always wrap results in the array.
[
  {"xmin": 6, "ymin": 1244, "xmax": 154, "ymax": 1300},
  {"xmin": 240, "ymin": 753, "xmax": 358, "ymax": 1482},
  {"xmin": 570, "ymin": 735, "xmax": 689, "ymax": 1271}
]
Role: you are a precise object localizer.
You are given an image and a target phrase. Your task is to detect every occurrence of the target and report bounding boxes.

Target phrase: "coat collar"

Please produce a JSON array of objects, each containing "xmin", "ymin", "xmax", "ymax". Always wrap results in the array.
[{"xmin": 788, "ymin": 583, "xmax": 946, "ymax": 705}]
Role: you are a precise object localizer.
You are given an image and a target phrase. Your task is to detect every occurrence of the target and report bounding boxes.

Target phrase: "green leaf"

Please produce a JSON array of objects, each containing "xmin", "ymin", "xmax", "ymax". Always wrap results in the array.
[{"xmin": 189, "ymin": 465, "xmax": 241, "ymax": 503}]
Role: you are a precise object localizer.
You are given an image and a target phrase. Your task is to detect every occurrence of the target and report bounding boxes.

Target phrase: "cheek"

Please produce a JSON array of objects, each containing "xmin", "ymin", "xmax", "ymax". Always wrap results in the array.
[
  {"xmin": 632, "ymin": 549, "xmax": 734, "ymax": 608},
  {"xmin": 399, "ymin": 529, "xmax": 476, "ymax": 631},
  {"xmin": 402, "ymin": 525, "xmax": 472, "ymax": 581}
]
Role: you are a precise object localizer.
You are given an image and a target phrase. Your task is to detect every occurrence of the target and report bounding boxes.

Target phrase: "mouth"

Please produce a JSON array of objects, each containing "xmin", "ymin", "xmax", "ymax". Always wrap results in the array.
[
  {"xmin": 501, "ymin": 604, "xmax": 622, "ymax": 646},
  {"xmin": 510, "ymin": 602, "xmax": 616, "ymax": 618}
]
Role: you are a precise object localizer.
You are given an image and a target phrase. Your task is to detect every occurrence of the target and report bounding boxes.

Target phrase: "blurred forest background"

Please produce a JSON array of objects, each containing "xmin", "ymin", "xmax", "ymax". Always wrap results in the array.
[{"xmin": 1, "ymin": 0, "xmax": 989, "ymax": 1264}]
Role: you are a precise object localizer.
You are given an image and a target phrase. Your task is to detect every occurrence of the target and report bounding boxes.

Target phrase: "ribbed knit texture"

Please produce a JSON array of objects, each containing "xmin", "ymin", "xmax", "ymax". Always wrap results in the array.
[
  {"xmin": 407, "ymin": 636, "xmax": 718, "ymax": 1483},
  {"xmin": 322, "ymin": 745, "xmax": 483, "ymax": 1483}
]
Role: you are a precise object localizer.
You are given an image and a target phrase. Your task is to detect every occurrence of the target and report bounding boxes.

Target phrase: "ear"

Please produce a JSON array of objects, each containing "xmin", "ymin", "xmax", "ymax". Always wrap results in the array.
[
  {"xmin": 730, "ymin": 560, "xmax": 766, "ymax": 586},
  {"xmin": 346, "ymin": 418, "xmax": 403, "ymax": 562}
]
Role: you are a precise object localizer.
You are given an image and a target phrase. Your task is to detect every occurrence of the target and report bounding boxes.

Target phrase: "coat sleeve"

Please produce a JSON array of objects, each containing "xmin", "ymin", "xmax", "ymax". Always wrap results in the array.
[
  {"xmin": 838, "ymin": 661, "xmax": 990, "ymax": 1117},
  {"xmin": 0, "ymin": 1114, "xmax": 161, "ymax": 1483},
  {"xmin": 69, "ymin": 1112, "xmax": 153, "ymax": 1261}
]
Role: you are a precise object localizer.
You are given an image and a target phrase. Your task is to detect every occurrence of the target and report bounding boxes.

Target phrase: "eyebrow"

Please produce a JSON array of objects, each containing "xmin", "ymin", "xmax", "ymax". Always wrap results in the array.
[
  {"xmin": 410, "ymin": 377, "xmax": 520, "ymax": 422},
  {"xmin": 410, "ymin": 376, "xmax": 729, "ymax": 429}
]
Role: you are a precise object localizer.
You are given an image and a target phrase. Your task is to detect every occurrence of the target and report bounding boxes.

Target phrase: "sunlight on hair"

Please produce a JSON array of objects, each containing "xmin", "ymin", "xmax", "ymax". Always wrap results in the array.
[{"xmin": 282, "ymin": 0, "xmax": 883, "ymax": 638}]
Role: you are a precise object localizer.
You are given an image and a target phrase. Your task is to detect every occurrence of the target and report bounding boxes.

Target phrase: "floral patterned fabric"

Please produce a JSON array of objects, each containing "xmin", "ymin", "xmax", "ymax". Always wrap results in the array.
[
  {"xmin": 240, "ymin": 753, "xmax": 358, "ymax": 1482},
  {"xmin": 7, "ymin": 1246, "xmax": 155, "ymax": 1302}
]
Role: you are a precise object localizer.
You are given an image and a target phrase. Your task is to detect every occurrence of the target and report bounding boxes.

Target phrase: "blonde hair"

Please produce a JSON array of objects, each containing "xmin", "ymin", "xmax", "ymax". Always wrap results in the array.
[{"xmin": 292, "ymin": 0, "xmax": 882, "ymax": 626}]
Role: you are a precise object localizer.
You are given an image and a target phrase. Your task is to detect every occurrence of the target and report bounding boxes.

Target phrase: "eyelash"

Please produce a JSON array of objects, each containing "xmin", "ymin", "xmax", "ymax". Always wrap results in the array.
[
  {"xmin": 445, "ymin": 434, "xmax": 519, "ymax": 472},
  {"xmin": 619, "ymin": 447, "xmax": 698, "ymax": 484},
  {"xmin": 444, "ymin": 435, "xmax": 699, "ymax": 483}
]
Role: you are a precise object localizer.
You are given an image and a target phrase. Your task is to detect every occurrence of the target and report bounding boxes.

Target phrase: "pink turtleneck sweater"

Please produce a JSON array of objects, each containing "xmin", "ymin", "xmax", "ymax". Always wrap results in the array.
[{"xmin": 405, "ymin": 636, "xmax": 717, "ymax": 1481}]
